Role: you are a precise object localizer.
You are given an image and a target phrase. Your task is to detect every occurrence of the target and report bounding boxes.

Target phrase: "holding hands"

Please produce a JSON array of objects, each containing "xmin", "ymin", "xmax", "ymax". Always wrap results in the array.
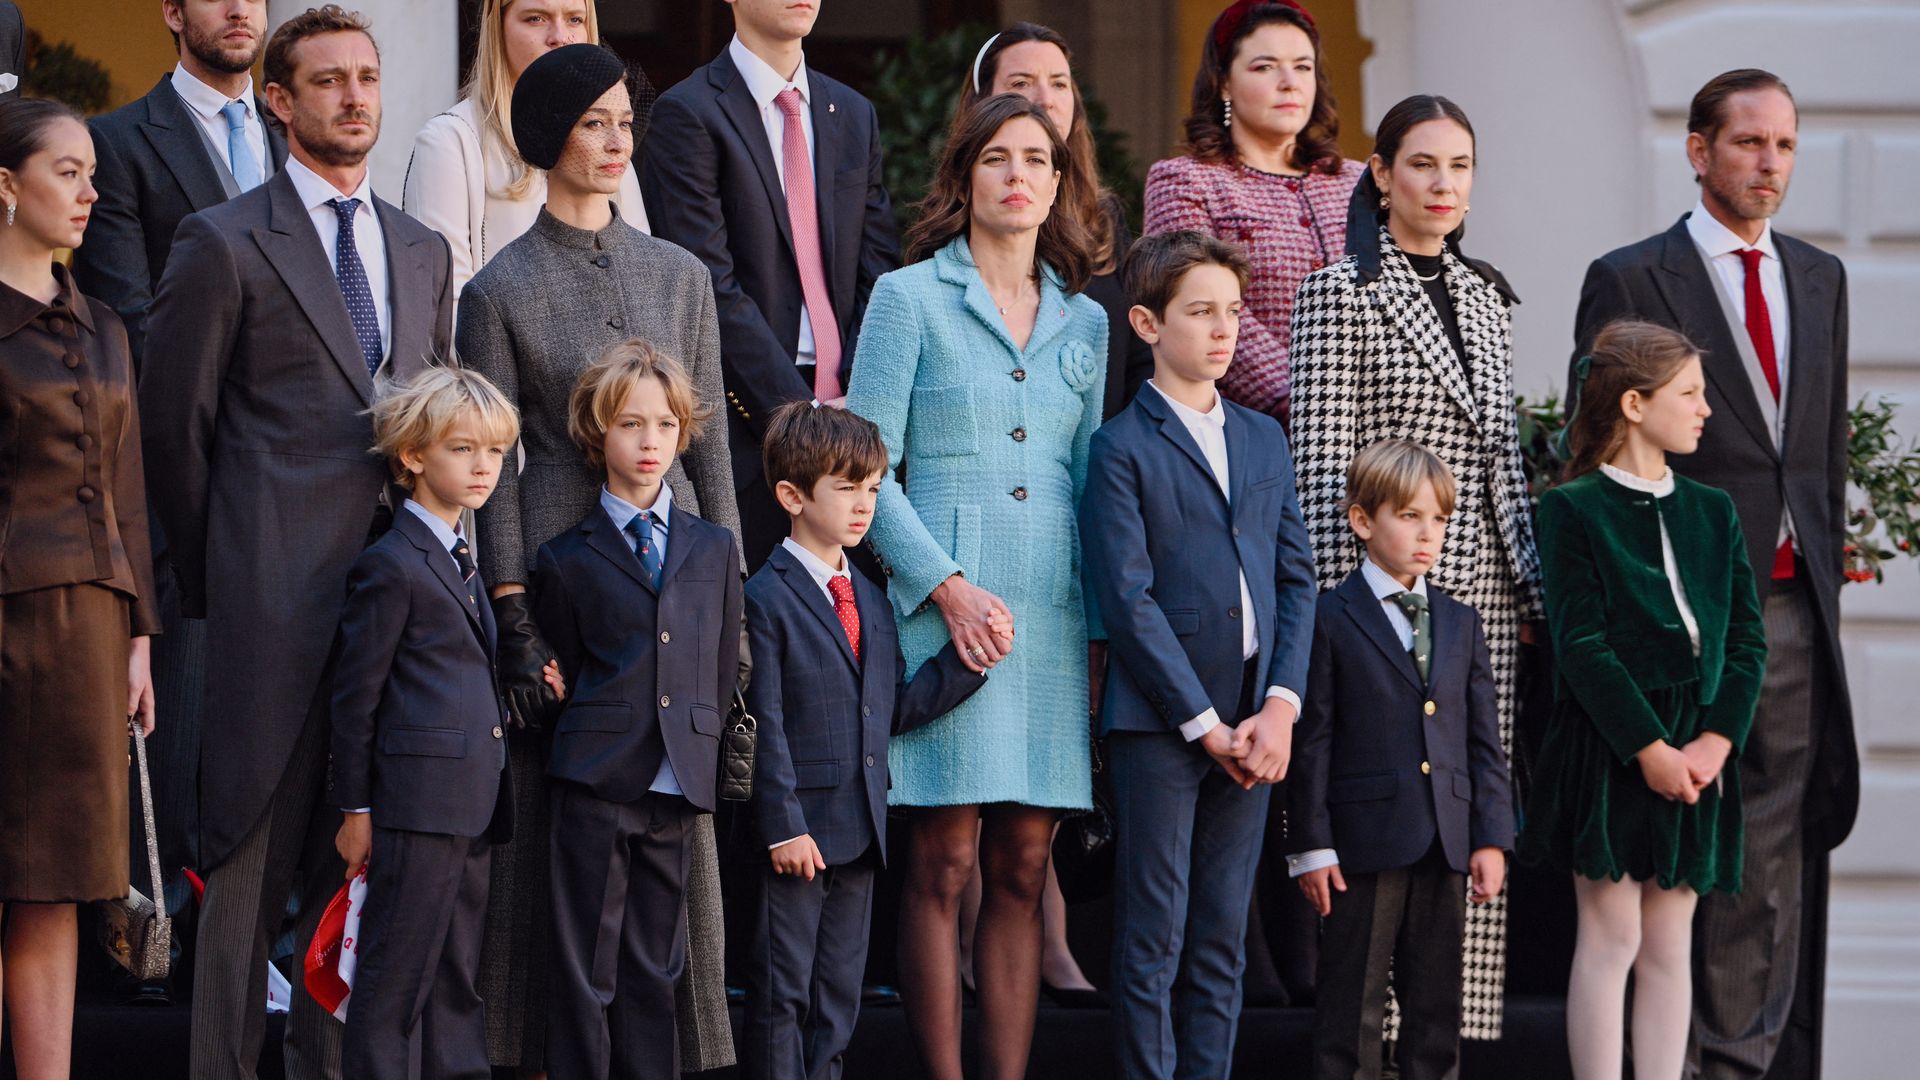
[
  {"xmin": 932, "ymin": 574, "xmax": 1015, "ymax": 674},
  {"xmin": 1230, "ymin": 697, "xmax": 1296, "ymax": 785}
]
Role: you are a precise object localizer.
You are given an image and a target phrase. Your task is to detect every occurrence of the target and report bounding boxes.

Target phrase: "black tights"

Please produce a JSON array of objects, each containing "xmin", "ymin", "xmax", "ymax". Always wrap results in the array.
[{"xmin": 897, "ymin": 803, "xmax": 1059, "ymax": 1080}]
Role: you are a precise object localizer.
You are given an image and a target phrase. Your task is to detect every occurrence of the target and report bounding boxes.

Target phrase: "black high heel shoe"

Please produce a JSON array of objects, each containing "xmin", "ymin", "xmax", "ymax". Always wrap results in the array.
[{"xmin": 1039, "ymin": 981, "xmax": 1109, "ymax": 1009}]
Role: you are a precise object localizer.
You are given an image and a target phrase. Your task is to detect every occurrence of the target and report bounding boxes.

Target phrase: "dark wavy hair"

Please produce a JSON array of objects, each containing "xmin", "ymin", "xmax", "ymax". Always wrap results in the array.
[
  {"xmin": 1181, "ymin": 3, "xmax": 1341, "ymax": 173},
  {"xmin": 905, "ymin": 92, "xmax": 1093, "ymax": 294},
  {"xmin": 1561, "ymin": 320, "xmax": 1702, "ymax": 481},
  {"xmin": 952, "ymin": 23, "xmax": 1118, "ymax": 274}
]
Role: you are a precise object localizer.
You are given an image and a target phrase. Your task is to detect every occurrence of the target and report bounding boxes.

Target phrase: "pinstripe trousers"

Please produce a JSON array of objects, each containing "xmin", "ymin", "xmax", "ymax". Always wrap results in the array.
[
  {"xmin": 1689, "ymin": 580, "xmax": 1819, "ymax": 1079},
  {"xmin": 189, "ymin": 675, "xmax": 345, "ymax": 1080}
]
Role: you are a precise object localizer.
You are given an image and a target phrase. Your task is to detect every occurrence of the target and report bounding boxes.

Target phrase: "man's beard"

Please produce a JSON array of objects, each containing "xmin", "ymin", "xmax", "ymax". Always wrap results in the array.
[
  {"xmin": 183, "ymin": 23, "xmax": 261, "ymax": 76},
  {"xmin": 1704, "ymin": 167, "xmax": 1786, "ymax": 221},
  {"xmin": 292, "ymin": 109, "xmax": 379, "ymax": 167}
]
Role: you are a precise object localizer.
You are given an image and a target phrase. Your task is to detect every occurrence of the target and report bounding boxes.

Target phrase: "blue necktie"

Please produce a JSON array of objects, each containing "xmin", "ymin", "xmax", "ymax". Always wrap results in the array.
[
  {"xmin": 329, "ymin": 198, "xmax": 383, "ymax": 377},
  {"xmin": 219, "ymin": 100, "xmax": 262, "ymax": 191},
  {"xmin": 626, "ymin": 513, "xmax": 663, "ymax": 591}
]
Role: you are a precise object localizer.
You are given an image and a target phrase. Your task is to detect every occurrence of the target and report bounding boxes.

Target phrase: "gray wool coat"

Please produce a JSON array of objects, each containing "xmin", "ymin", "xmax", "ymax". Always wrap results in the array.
[{"xmin": 457, "ymin": 204, "xmax": 741, "ymax": 1071}]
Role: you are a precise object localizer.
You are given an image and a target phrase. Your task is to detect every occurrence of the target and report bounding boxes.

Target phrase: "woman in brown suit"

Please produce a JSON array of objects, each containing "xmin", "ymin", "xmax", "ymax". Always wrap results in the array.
[{"xmin": 0, "ymin": 97, "xmax": 158, "ymax": 1080}]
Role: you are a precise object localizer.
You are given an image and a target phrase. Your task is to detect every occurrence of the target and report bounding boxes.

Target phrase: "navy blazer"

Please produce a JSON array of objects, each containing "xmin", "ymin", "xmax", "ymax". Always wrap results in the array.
[
  {"xmin": 328, "ymin": 508, "xmax": 510, "ymax": 839},
  {"xmin": 1287, "ymin": 568, "xmax": 1514, "ymax": 875},
  {"xmin": 641, "ymin": 47, "xmax": 898, "ymax": 482},
  {"xmin": 1081, "ymin": 387, "xmax": 1318, "ymax": 734},
  {"xmin": 533, "ymin": 502, "xmax": 743, "ymax": 811},
  {"xmin": 745, "ymin": 545, "xmax": 986, "ymax": 865}
]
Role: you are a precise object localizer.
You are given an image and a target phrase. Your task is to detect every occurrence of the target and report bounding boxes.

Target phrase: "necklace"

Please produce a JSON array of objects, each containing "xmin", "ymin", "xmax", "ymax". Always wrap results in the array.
[
  {"xmin": 1413, "ymin": 268, "xmax": 1442, "ymax": 283},
  {"xmin": 991, "ymin": 279, "xmax": 1035, "ymax": 316}
]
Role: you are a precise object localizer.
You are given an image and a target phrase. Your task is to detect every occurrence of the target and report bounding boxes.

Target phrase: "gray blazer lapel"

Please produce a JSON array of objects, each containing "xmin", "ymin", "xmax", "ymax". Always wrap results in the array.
[
  {"xmin": 253, "ymin": 171, "xmax": 374, "ymax": 404},
  {"xmin": 807, "ymin": 79, "xmax": 839, "ymax": 280},
  {"xmin": 138, "ymin": 79, "xmax": 229, "ymax": 211},
  {"xmin": 376, "ymin": 194, "xmax": 437, "ymax": 379},
  {"xmin": 1780, "ymin": 241, "xmax": 1832, "ymax": 461}
]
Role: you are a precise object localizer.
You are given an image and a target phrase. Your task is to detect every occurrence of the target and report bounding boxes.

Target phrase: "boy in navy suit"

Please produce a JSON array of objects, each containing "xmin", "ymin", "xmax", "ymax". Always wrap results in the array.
[
  {"xmin": 329, "ymin": 367, "xmax": 526, "ymax": 1080},
  {"xmin": 1287, "ymin": 438, "xmax": 1515, "ymax": 1080},
  {"xmin": 531, "ymin": 341, "xmax": 744, "ymax": 1080},
  {"xmin": 1082, "ymin": 230, "xmax": 1319, "ymax": 1080},
  {"xmin": 739, "ymin": 401, "xmax": 996, "ymax": 1080}
]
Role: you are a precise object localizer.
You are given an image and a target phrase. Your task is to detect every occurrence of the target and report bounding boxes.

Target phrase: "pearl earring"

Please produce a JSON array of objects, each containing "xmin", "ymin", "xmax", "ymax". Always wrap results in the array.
[
  {"xmin": 1379, "ymin": 196, "xmax": 1390, "ymax": 211},
  {"xmin": 1222, "ymin": 98, "xmax": 1232, "ymax": 128},
  {"xmin": 4, "ymin": 202, "xmax": 12, "ymax": 227}
]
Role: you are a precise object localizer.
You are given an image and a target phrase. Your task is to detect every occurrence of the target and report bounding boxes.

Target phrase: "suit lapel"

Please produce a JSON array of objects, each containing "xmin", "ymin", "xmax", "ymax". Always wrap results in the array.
[
  {"xmin": 710, "ymin": 54, "xmax": 796, "ymax": 257},
  {"xmin": 773, "ymin": 547, "xmax": 859, "ymax": 673},
  {"xmin": 1338, "ymin": 574, "xmax": 1424, "ymax": 692},
  {"xmin": 807, "ymin": 80, "xmax": 839, "ymax": 294},
  {"xmin": 583, "ymin": 505, "xmax": 654, "ymax": 593},
  {"xmin": 1426, "ymin": 592, "xmax": 1462, "ymax": 693},
  {"xmin": 1135, "ymin": 390, "xmax": 1223, "ymax": 503},
  {"xmin": 253, "ymin": 171, "xmax": 375, "ymax": 404},
  {"xmin": 138, "ymin": 79, "xmax": 230, "ymax": 212},
  {"xmin": 394, "ymin": 511, "xmax": 486, "ymax": 641},
  {"xmin": 657, "ymin": 510, "xmax": 696, "ymax": 593},
  {"xmin": 1223, "ymin": 402, "xmax": 1252, "ymax": 510},
  {"xmin": 1654, "ymin": 219, "xmax": 1777, "ymax": 457},
  {"xmin": 376, "ymin": 195, "xmax": 435, "ymax": 378},
  {"xmin": 1371, "ymin": 236, "xmax": 1480, "ymax": 426},
  {"xmin": 1779, "ymin": 240, "xmax": 1830, "ymax": 466}
]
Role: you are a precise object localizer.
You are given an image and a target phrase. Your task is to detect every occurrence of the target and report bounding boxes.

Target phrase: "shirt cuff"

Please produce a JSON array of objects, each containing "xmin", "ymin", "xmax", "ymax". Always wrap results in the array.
[
  {"xmin": 1179, "ymin": 708, "xmax": 1222, "ymax": 742},
  {"xmin": 343, "ymin": 807, "xmax": 370, "ymax": 815},
  {"xmin": 1264, "ymin": 686, "xmax": 1301, "ymax": 712},
  {"xmin": 1286, "ymin": 848, "xmax": 1339, "ymax": 878},
  {"xmin": 769, "ymin": 835, "xmax": 805, "ymax": 851}
]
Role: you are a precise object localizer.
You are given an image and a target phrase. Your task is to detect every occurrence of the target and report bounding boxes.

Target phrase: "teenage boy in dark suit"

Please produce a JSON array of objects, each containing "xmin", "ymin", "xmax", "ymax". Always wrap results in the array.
[
  {"xmin": 1081, "ymin": 230, "xmax": 1318, "ymax": 1080},
  {"xmin": 329, "ymin": 367, "xmax": 528, "ymax": 1080},
  {"xmin": 738, "ymin": 400, "xmax": 996, "ymax": 1080},
  {"xmin": 532, "ymin": 341, "xmax": 743, "ymax": 1080},
  {"xmin": 1287, "ymin": 438, "xmax": 1515, "ymax": 1080}
]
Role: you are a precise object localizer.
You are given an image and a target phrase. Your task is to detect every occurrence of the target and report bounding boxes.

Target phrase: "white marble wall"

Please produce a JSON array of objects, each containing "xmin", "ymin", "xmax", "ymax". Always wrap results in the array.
[
  {"xmin": 266, "ymin": 0, "xmax": 459, "ymax": 200},
  {"xmin": 1358, "ymin": 1, "xmax": 1920, "ymax": 1071}
]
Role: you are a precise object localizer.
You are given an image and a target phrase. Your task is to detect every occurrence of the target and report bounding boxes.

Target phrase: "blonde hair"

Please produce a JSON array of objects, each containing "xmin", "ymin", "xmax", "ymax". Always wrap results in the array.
[
  {"xmin": 466, "ymin": 0, "xmax": 603, "ymax": 200},
  {"xmin": 370, "ymin": 366, "xmax": 522, "ymax": 488},
  {"xmin": 568, "ymin": 339, "xmax": 711, "ymax": 470},
  {"xmin": 1346, "ymin": 438, "xmax": 1457, "ymax": 518}
]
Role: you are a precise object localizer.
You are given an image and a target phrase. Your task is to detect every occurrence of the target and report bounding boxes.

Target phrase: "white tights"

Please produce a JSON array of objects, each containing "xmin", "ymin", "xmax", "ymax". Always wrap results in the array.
[{"xmin": 1565, "ymin": 874, "xmax": 1698, "ymax": 1080}]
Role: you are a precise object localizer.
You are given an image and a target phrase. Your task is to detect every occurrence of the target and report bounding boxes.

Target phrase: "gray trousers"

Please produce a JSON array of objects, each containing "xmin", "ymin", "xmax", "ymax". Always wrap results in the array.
[
  {"xmin": 1109, "ymin": 727, "xmax": 1272, "ymax": 1080},
  {"xmin": 189, "ymin": 680, "xmax": 345, "ymax": 1080},
  {"xmin": 1690, "ymin": 580, "xmax": 1819, "ymax": 1079}
]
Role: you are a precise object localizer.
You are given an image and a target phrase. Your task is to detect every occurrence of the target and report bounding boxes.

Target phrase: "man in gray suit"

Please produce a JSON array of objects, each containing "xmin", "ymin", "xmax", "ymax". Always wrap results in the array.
[
  {"xmin": 141, "ymin": 8, "xmax": 454, "ymax": 1078},
  {"xmin": 1573, "ymin": 69, "xmax": 1857, "ymax": 1079},
  {"xmin": 73, "ymin": 2, "xmax": 284, "ymax": 1002}
]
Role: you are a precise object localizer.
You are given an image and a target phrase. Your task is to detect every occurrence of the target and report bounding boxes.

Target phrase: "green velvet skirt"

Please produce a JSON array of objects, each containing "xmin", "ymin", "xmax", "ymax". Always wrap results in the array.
[{"xmin": 1519, "ymin": 681, "xmax": 1743, "ymax": 895}]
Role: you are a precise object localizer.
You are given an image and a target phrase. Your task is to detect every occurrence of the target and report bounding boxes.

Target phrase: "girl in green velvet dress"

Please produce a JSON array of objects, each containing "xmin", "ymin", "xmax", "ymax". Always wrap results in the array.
[{"xmin": 1521, "ymin": 320, "xmax": 1767, "ymax": 1080}]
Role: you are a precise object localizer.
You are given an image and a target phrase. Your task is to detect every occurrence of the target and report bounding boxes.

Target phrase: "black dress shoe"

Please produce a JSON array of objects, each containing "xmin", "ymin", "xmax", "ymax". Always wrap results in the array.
[
  {"xmin": 861, "ymin": 983, "xmax": 903, "ymax": 1007},
  {"xmin": 1040, "ymin": 982, "xmax": 1109, "ymax": 1009}
]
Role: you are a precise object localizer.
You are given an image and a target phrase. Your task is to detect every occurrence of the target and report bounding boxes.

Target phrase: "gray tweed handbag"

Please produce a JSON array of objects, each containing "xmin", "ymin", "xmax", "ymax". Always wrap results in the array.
[{"xmin": 98, "ymin": 728, "xmax": 170, "ymax": 979}]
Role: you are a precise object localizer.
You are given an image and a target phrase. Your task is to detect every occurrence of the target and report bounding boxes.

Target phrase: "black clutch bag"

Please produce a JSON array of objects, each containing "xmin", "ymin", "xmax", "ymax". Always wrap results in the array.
[
  {"xmin": 719, "ymin": 691, "xmax": 757, "ymax": 802},
  {"xmin": 1051, "ymin": 732, "xmax": 1117, "ymax": 905}
]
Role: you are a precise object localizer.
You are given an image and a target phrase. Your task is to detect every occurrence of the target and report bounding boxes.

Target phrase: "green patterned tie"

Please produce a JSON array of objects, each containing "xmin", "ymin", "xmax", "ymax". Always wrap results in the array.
[{"xmin": 1391, "ymin": 591, "xmax": 1431, "ymax": 683}]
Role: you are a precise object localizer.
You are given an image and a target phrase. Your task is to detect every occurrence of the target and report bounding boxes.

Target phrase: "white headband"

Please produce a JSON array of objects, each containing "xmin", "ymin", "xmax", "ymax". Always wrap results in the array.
[{"xmin": 970, "ymin": 33, "xmax": 1002, "ymax": 93}]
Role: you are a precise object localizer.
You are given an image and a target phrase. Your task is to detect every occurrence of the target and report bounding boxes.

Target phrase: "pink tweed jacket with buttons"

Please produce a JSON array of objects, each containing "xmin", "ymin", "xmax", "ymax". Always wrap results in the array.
[{"xmin": 1144, "ymin": 155, "xmax": 1364, "ymax": 420}]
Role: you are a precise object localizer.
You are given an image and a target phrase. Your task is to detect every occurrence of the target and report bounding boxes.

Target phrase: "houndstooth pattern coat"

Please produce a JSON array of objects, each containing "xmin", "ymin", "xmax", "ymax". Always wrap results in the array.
[{"xmin": 1289, "ymin": 227, "xmax": 1543, "ymax": 1039}]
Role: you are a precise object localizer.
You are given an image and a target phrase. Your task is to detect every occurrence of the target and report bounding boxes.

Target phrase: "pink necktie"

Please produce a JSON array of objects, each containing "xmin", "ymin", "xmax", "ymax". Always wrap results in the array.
[{"xmin": 774, "ymin": 88, "xmax": 843, "ymax": 401}]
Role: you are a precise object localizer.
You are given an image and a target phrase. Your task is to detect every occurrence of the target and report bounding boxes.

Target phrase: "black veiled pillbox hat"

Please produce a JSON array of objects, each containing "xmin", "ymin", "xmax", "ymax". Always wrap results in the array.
[{"xmin": 512, "ymin": 43, "xmax": 628, "ymax": 171}]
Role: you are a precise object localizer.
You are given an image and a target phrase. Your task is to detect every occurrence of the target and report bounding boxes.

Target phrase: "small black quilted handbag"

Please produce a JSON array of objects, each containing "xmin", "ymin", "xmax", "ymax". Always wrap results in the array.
[{"xmin": 718, "ymin": 690, "xmax": 757, "ymax": 801}]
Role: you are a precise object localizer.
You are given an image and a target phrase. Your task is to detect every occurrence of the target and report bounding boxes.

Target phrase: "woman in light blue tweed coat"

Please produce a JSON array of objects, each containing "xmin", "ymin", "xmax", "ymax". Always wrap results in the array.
[{"xmin": 845, "ymin": 93, "xmax": 1105, "ymax": 1080}]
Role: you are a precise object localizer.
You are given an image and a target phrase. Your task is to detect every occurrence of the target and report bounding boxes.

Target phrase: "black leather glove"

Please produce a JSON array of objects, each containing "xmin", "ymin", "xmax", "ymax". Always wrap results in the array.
[{"xmin": 491, "ymin": 590, "xmax": 561, "ymax": 732}]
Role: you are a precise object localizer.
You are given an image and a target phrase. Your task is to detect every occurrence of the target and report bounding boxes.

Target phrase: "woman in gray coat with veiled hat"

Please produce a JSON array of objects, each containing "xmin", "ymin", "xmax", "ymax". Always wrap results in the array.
[{"xmin": 456, "ymin": 44, "xmax": 741, "ymax": 1074}]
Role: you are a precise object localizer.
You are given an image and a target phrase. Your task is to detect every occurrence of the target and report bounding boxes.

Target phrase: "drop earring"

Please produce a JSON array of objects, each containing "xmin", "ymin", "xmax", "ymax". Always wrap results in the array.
[
  {"xmin": 5, "ymin": 202, "xmax": 12, "ymax": 227},
  {"xmin": 1222, "ymin": 98, "xmax": 1232, "ymax": 128}
]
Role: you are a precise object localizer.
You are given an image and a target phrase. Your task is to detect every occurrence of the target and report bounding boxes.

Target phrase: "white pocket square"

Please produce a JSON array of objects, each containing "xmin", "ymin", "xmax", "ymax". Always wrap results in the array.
[{"xmin": 0, "ymin": 74, "xmax": 16, "ymax": 93}]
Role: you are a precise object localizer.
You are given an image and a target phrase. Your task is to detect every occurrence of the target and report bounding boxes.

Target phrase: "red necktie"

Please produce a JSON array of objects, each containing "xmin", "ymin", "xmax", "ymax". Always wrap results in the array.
[
  {"xmin": 1739, "ymin": 248, "xmax": 1796, "ymax": 580},
  {"xmin": 775, "ymin": 88, "xmax": 843, "ymax": 401},
  {"xmin": 828, "ymin": 575, "xmax": 861, "ymax": 661}
]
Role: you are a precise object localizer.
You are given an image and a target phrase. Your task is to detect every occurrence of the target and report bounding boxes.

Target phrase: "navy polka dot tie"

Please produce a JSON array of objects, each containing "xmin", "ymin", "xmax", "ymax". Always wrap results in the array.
[{"xmin": 329, "ymin": 197, "xmax": 383, "ymax": 377}]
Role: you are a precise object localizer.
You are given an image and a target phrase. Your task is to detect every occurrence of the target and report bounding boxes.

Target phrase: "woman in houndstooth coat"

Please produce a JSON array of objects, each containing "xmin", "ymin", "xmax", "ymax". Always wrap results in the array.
[{"xmin": 1288, "ymin": 95, "xmax": 1542, "ymax": 1043}]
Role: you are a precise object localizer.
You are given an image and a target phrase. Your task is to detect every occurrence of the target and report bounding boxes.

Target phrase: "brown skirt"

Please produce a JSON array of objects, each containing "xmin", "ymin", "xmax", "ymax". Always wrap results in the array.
[{"xmin": 0, "ymin": 583, "xmax": 132, "ymax": 902}]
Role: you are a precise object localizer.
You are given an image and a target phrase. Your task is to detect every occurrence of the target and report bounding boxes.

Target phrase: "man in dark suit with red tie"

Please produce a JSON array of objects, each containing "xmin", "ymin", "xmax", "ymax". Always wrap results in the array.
[
  {"xmin": 641, "ymin": 0, "xmax": 897, "ymax": 573},
  {"xmin": 1571, "ymin": 68, "xmax": 1858, "ymax": 1080}
]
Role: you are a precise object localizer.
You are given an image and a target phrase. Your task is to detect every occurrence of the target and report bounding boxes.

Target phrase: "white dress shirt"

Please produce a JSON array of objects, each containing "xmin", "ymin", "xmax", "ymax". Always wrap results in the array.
[
  {"xmin": 728, "ymin": 34, "xmax": 820, "ymax": 364},
  {"xmin": 1285, "ymin": 559, "xmax": 1430, "ymax": 878},
  {"xmin": 170, "ymin": 63, "xmax": 267, "ymax": 184},
  {"xmin": 1146, "ymin": 382, "xmax": 1301, "ymax": 742},
  {"xmin": 1599, "ymin": 464, "xmax": 1702, "ymax": 656},
  {"xmin": 600, "ymin": 483, "xmax": 682, "ymax": 797},
  {"xmin": 764, "ymin": 536, "xmax": 857, "ymax": 850},
  {"xmin": 284, "ymin": 155, "xmax": 391, "ymax": 362},
  {"xmin": 1685, "ymin": 199, "xmax": 1789, "ymax": 386}
]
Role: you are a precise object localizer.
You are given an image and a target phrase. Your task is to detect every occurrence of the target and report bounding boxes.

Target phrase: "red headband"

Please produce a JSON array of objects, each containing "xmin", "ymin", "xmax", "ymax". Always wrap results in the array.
[{"xmin": 1211, "ymin": 0, "xmax": 1316, "ymax": 55}]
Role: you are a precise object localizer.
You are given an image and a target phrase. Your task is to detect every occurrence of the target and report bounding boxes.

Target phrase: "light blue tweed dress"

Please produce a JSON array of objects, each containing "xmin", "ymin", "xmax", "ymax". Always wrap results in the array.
[{"xmin": 846, "ymin": 236, "xmax": 1106, "ymax": 810}]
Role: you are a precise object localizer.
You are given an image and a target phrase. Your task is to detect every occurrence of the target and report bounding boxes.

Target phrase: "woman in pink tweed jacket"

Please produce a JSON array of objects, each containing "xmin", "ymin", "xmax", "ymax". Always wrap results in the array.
[{"xmin": 1143, "ymin": 0, "xmax": 1361, "ymax": 426}]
